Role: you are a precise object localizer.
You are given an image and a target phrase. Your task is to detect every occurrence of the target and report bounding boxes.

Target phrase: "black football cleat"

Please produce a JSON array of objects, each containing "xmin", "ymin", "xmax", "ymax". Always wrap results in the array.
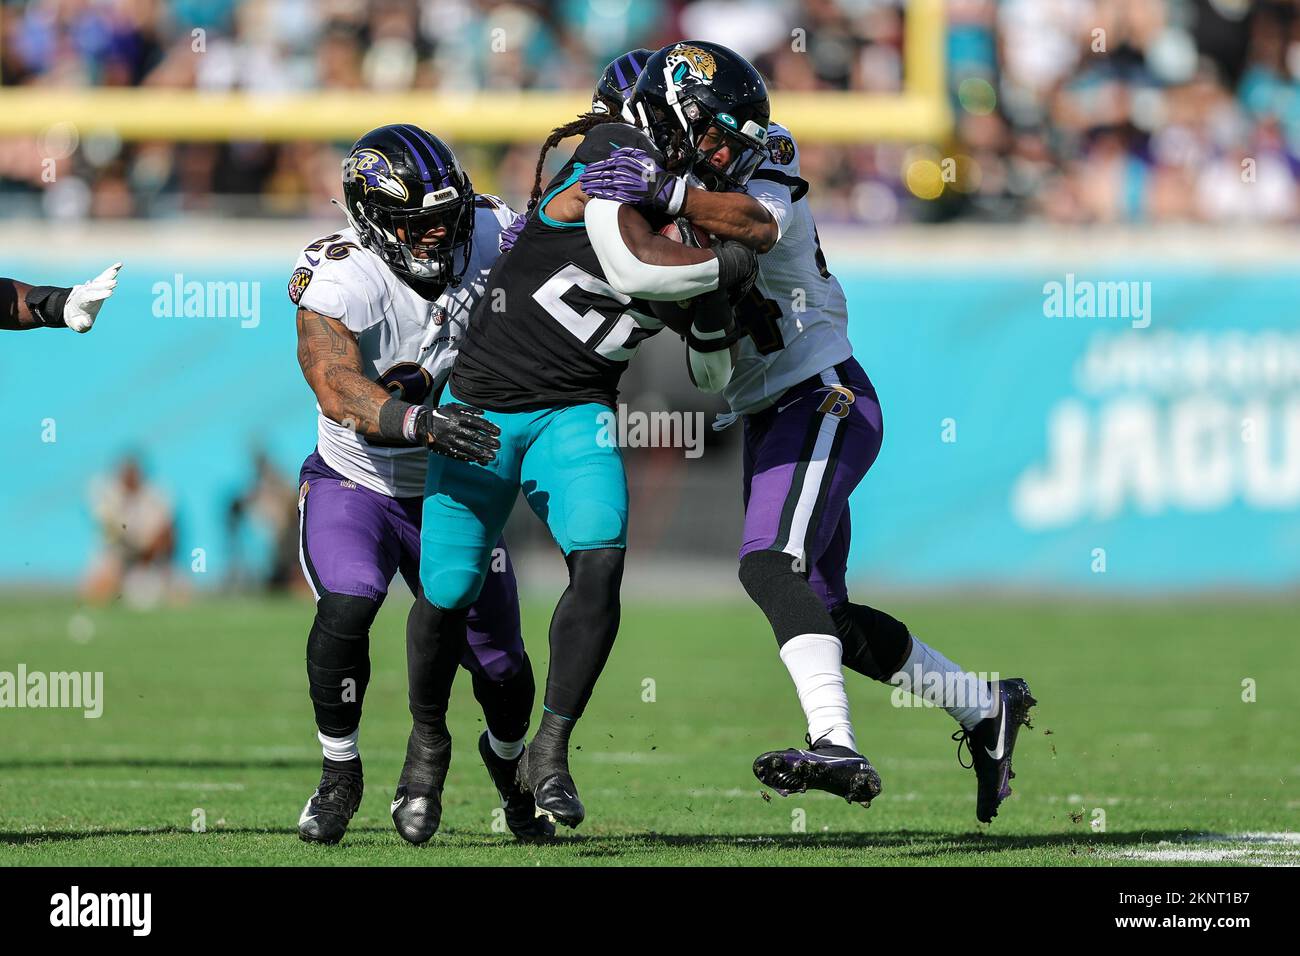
[
  {"xmin": 954, "ymin": 677, "xmax": 1037, "ymax": 823},
  {"xmin": 478, "ymin": 733, "xmax": 555, "ymax": 842},
  {"xmin": 298, "ymin": 758, "xmax": 364, "ymax": 845},
  {"xmin": 753, "ymin": 737, "xmax": 882, "ymax": 806},
  {"xmin": 519, "ymin": 745, "xmax": 585, "ymax": 829},
  {"xmin": 391, "ymin": 720, "xmax": 452, "ymax": 845}
]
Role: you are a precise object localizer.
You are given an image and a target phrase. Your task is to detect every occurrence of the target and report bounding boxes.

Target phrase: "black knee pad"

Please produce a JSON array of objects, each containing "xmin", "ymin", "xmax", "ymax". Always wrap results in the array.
[
  {"xmin": 307, "ymin": 592, "xmax": 380, "ymax": 737},
  {"xmin": 738, "ymin": 549, "xmax": 838, "ymax": 647},
  {"xmin": 315, "ymin": 592, "xmax": 382, "ymax": 639},
  {"xmin": 830, "ymin": 601, "xmax": 912, "ymax": 682},
  {"xmin": 567, "ymin": 547, "xmax": 624, "ymax": 587},
  {"xmin": 565, "ymin": 548, "xmax": 625, "ymax": 609}
]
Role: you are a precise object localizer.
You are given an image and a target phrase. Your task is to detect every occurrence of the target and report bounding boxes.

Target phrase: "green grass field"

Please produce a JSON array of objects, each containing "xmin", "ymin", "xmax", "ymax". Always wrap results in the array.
[{"xmin": 1, "ymin": 594, "xmax": 1296, "ymax": 866}]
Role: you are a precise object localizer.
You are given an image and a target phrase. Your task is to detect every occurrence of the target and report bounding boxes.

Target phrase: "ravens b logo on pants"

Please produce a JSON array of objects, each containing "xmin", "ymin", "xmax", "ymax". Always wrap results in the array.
[{"xmin": 817, "ymin": 385, "xmax": 855, "ymax": 419}]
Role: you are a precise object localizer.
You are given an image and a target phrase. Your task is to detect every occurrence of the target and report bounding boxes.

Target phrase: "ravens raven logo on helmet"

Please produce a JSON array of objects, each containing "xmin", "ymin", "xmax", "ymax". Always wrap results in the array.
[{"xmin": 343, "ymin": 149, "xmax": 409, "ymax": 202}]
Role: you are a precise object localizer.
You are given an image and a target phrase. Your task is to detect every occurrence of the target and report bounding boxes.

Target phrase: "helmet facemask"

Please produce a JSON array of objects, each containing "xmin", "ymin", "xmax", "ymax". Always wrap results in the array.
[
  {"xmin": 679, "ymin": 99, "xmax": 769, "ymax": 191},
  {"xmin": 350, "ymin": 174, "xmax": 476, "ymax": 286}
]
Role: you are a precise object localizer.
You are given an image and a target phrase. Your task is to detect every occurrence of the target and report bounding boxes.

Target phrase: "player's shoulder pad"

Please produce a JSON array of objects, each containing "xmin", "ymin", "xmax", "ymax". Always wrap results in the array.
[
  {"xmin": 575, "ymin": 122, "xmax": 665, "ymax": 167},
  {"xmin": 473, "ymin": 193, "xmax": 518, "ymax": 232},
  {"xmin": 760, "ymin": 121, "xmax": 799, "ymax": 172},
  {"xmin": 289, "ymin": 229, "xmax": 376, "ymax": 316}
]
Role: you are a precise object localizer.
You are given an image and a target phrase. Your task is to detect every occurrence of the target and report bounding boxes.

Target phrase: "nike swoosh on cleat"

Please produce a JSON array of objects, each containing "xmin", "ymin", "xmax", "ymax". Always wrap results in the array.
[
  {"xmin": 985, "ymin": 708, "xmax": 1008, "ymax": 761},
  {"xmin": 299, "ymin": 794, "xmax": 319, "ymax": 826},
  {"xmin": 796, "ymin": 751, "xmax": 864, "ymax": 764},
  {"xmin": 390, "ymin": 797, "xmax": 405, "ymax": 813}
]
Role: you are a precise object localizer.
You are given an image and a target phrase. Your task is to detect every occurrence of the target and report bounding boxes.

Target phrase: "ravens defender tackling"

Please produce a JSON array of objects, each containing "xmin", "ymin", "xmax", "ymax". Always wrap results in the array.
[
  {"xmin": 290, "ymin": 125, "xmax": 550, "ymax": 845},
  {"xmin": 580, "ymin": 42, "xmax": 1037, "ymax": 822}
]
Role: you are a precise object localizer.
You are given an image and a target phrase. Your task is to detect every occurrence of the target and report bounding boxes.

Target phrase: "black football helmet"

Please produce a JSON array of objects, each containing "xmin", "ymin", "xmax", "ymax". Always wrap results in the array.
[
  {"xmin": 627, "ymin": 41, "xmax": 771, "ymax": 192},
  {"xmin": 338, "ymin": 125, "xmax": 475, "ymax": 285},
  {"xmin": 592, "ymin": 48, "xmax": 654, "ymax": 116}
]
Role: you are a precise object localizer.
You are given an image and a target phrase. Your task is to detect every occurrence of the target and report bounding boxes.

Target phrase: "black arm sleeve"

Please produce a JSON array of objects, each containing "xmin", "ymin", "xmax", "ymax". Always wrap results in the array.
[{"xmin": 0, "ymin": 279, "xmax": 20, "ymax": 330}]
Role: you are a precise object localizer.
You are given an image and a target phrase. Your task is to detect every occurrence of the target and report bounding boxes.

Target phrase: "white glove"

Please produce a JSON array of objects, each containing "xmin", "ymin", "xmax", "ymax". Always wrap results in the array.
[{"xmin": 64, "ymin": 262, "xmax": 122, "ymax": 333}]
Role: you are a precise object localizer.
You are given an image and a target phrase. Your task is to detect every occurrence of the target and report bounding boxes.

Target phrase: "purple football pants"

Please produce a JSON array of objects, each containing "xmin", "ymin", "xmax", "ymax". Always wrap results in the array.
[
  {"xmin": 740, "ymin": 358, "xmax": 883, "ymax": 609},
  {"xmin": 296, "ymin": 450, "xmax": 524, "ymax": 681}
]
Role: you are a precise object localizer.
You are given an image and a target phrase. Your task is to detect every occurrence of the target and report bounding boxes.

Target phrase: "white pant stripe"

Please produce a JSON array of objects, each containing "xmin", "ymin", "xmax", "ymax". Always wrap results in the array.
[
  {"xmin": 779, "ymin": 368, "xmax": 845, "ymax": 563},
  {"xmin": 298, "ymin": 494, "xmax": 320, "ymax": 603}
]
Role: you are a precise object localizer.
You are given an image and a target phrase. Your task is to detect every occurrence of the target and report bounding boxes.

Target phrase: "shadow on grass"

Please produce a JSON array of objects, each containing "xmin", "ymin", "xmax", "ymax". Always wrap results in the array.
[
  {"xmin": 0, "ymin": 757, "xmax": 319, "ymax": 771},
  {"xmin": 0, "ymin": 825, "xmax": 381, "ymax": 845}
]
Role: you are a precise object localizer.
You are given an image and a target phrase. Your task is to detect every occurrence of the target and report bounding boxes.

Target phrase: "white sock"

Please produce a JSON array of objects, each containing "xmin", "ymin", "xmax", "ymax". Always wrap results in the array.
[
  {"xmin": 779, "ymin": 633, "xmax": 857, "ymax": 751},
  {"xmin": 487, "ymin": 729, "xmax": 524, "ymax": 761},
  {"xmin": 890, "ymin": 636, "xmax": 998, "ymax": 731},
  {"xmin": 319, "ymin": 728, "xmax": 360, "ymax": 763}
]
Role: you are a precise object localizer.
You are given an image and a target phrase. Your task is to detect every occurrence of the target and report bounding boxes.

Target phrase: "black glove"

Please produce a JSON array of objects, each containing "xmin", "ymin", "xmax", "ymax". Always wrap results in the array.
[
  {"xmin": 415, "ymin": 404, "xmax": 501, "ymax": 465},
  {"xmin": 714, "ymin": 238, "xmax": 759, "ymax": 302}
]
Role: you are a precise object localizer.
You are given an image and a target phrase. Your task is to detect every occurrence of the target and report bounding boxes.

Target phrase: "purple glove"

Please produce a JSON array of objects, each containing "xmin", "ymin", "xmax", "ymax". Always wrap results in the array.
[
  {"xmin": 578, "ymin": 146, "xmax": 686, "ymax": 216},
  {"xmin": 499, "ymin": 212, "xmax": 526, "ymax": 253}
]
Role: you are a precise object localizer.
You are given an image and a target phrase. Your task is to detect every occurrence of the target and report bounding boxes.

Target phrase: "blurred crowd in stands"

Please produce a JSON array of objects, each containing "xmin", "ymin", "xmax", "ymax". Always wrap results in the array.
[
  {"xmin": 84, "ymin": 450, "xmax": 304, "ymax": 605},
  {"xmin": 0, "ymin": 0, "xmax": 1295, "ymax": 224}
]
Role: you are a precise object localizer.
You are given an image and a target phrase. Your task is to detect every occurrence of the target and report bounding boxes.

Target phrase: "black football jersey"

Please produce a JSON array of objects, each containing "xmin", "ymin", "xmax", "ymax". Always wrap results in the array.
[{"xmin": 450, "ymin": 123, "xmax": 670, "ymax": 411}]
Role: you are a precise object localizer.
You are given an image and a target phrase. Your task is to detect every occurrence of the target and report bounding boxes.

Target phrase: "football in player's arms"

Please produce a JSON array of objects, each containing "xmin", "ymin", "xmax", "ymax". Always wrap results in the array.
[
  {"xmin": 0, "ymin": 264, "xmax": 121, "ymax": 333},
  {"xmin": 403, "ymin": 64, "xmax": 765, "ymax": 833},
  {"xmin": 290, "ymin": 124, "xmax": 550, "ymax": 847},
  {"xmin": 583, "ymin": 41, "xmax": 1038, "ymax": 823}
]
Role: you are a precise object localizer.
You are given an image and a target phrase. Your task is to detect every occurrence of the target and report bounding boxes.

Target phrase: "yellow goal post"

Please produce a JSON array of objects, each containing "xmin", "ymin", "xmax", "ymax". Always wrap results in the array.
[{"xmin": 0, "ymin": 1, "xmax": 949, "ymax": 145}]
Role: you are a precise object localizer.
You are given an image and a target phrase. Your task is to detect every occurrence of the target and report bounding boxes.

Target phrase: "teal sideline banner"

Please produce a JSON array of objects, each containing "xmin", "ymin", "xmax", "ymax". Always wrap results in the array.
[
  {"xmin": 1, "ymin": 257, "xmax": 1297, "ymax": 590},
  {"xmin": 843, "ymin": 267, "xmax": 1300, "ymax": 591}
]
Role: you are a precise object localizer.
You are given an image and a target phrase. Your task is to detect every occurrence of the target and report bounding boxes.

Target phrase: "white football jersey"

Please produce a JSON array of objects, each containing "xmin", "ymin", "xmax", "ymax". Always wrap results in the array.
[
  {"xmin": 723, "ymin": 122, "xmax": 853, "ymax": 415},
  {"xmin": 289, "ymin": 198, "xmax": 516, "ymax": 497}
]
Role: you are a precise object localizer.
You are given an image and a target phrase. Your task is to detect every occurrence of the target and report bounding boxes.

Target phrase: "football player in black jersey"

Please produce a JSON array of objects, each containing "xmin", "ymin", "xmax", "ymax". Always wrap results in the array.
[{"xmin": 394, "ymin": 60, "xmax": 766, "ymax": 837}]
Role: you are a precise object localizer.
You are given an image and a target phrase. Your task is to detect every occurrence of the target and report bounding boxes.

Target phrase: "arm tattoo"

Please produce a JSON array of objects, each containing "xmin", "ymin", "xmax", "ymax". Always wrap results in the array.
[{"xmin": 295, "ymin": 307, "xmax": 391, "ymax": 438}]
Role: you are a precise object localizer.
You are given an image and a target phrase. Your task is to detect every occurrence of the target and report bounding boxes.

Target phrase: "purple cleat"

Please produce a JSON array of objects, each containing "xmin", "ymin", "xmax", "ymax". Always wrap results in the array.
[
  {"xmin": 954, "ymin": 677, "xmax": 1037, "ymax": 823},
  {"xmin": 753, "ymin": 737, "xmax": 882, "ymax": 806}
]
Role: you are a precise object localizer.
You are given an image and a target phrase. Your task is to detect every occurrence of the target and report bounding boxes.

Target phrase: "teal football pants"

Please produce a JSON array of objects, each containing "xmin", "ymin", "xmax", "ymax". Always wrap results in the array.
[{"xmin": 419, "ymin": 399, "xmax": 628, "ymax": 610}]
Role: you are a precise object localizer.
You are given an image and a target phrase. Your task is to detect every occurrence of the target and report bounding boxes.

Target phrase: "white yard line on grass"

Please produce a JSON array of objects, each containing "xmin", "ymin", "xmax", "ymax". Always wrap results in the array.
[{"xmin": 1107, "ymin": 832, "xmax": 1300, "ymax": 865}]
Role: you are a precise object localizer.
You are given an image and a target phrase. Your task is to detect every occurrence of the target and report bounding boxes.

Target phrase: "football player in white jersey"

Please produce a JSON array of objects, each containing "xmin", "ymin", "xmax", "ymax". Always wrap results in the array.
[
  {"xmin": 291, "ymin": 125, "xmax": 551, "ymax": 845},
  {"xmin": 579, "ymin": 43, "xmax": 1037, "ymax": 823}
]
